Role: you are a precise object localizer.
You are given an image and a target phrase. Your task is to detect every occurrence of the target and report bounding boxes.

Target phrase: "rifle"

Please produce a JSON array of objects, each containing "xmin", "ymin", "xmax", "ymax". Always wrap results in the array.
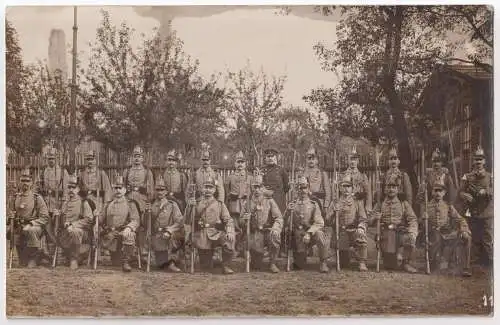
[
  {"xmin": 333, "ymin": 149, "xmax": 340, "ymax": 272},
  {"xmin": 375, "ymin": 147, "xmax": 381, "ymax": 273},
  {"xmin": 146, "ymin": 206, "xmax": 152, "ymax": 272},
  {"xmin": 8, "ymin": 184, "xmax": 16, "ymax": 269},
  {"xmin": 286, "ymin": 150, "xmax": 297, "ymax": 272},
  {"xmin": 421, "ymin": 149, "xmax": 431, "ymax": 274},
  {"xmin": 186, "ymin": 166, "xmax": 197, "ymax": 274},
  {"xmin": 244, "ymin": 169, "xmax": 256, "ymax": 273},
  {"xmin": 51, "ymin": 209, "xmax": 60, "ymax": 268}
]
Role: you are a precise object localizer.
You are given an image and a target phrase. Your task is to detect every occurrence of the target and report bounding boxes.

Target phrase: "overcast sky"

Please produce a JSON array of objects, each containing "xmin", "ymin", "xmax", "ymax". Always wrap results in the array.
[{"xmin": 6, "ymin": 6, "xmax": 340, "ymax": 108}]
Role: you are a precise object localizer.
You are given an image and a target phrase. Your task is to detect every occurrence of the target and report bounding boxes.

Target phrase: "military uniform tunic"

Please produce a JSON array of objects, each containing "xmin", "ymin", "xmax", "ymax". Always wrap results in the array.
[
  {"xmin": 262, "ymin": 164, "xmax": 290, "ymax": 212},
  {"xmin": 163, "ymin": 168, "xmax": 188, "ymax": 211},
  {"xmin": 40, "ymin": 165, "xmax": 69, "ymax": 213},
  {"xmin": 341, "ymin": 168, "xmax": 372, "ymax": 211},
  {"xmin": 151, "ymin": 198, "xmax": 184, "ymax": 265},
  {"xmin": 123, "ymin": 165, "xmax": 154, "ymax": 214},
  {"xmin": 224, "ymin": 170, "xmax": 252, "ymax": 216},
  {"xmin": 79, "ymin": 167, "xmax": 112, "ymax": 212},
  {"xmin": 14, "ymin": 191, "xmax": 49, "ymax": 248},
  {"xmin": 58, "ymin": 197, "xmax": 93, "ymax": 258},
  {"xmin": 243, "ymin": 196, "xmax": 283, "ymax": 254},
  {"xmin": 194, "ymin": 167, "xmax": 225, "ymax": 202},
  {"xmin": 304, "ymin": 167, "xmax": 331, "ymax": 209},
  {"xmin": 287, "ymin": 197, "xmax": 328, "ymax": 260},
  {"xmin": 100, "ymin": 197, "xmax": 140, "ymax": 252}
]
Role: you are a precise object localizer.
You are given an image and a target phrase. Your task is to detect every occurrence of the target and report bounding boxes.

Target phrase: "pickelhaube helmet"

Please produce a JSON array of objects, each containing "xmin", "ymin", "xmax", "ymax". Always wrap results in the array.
[
  {"xmin": 203, "ymin": 176, "xmax": 216, "ymax": 187},
  {"xmin": 20, "ymin": 167, "xmax": 32, "ymax": 180},
  {"xmin": 112, "ymin": 175, "xmax": 125, "ymax": 187},
  {"xmin": 68, "ymin": 174, "xmax": 78, "ymax": 186},
  {"xmin": 296, "ymin": 175, "xmax": 309, "ymax": 187},
  {"xmin": 201, "ymin": 142, "xmax": 211, "ymax": 160},
  {"xmin": 388, "ymin": 146, "xmax": 399, "ymax": 158},
  {"xmin": 263, "ymin": 147, "xmax": 279, "ymax": 155},
  {"xmin": 251, "ymin": 169, "xmax": 263, "ymax": 186},
  {"xmin": 473, "ymin": 145, "xmax": 485, "ymax": 159},
  {"xmin": 155, "ymin": 176, "xmax": 166, "ymax": 190},
  {"xmin": 432, "ymin": 174, "xmax": 446, "ymax": 190},
  {"xmin": 339, "ymin": 173, "xmax": 352, "ymax": 186},
  {"xmin": 349, "ymin": 145, "xmax": 360, "ymax": 159},
  {"xmin": 385, "ymin": 173, "xmax": 401, "ymax": 186},
  {"xmin": 133, "ymin": 145, "xmax": 144, "ymax": 156},
  {"xmin": 306, "ymin": 144, "xmax": 317, "ymax": 158},
  {"xmin": 431, "ymin": 148, "xmax": 443, "ymax": 162},
  {"xmin": 235, "ymin": 151, "xmax": 246, "ymax": 162},
  {"xmin": 46, "ymin": 146, "xmax": 57, "ymax": 159},
  {"xmin": 84, "ymin": 150, "xmax": 96, "ymax": 159},
  {"xmin": 166, "ymin": 149, "xmax": 177, "ymax": 160}
]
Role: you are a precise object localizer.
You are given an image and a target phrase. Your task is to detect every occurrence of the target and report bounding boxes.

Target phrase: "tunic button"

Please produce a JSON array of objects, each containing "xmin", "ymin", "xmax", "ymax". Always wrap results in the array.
[{"xmin": 20, "ymin": 204, "xmax": 26, "ymax": 209}]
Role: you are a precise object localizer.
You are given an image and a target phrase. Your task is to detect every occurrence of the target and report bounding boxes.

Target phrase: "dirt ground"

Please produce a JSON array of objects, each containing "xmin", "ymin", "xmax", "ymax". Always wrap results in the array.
[{"xmin": 6, "ymin": 251, "xmax": 494, "ymax": 317}]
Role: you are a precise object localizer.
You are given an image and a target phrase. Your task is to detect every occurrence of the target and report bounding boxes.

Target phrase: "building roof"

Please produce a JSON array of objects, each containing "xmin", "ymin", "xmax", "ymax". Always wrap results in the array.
[{"xmin": 440, "ymin": 64, "xmax": 492, "ymax": 81}]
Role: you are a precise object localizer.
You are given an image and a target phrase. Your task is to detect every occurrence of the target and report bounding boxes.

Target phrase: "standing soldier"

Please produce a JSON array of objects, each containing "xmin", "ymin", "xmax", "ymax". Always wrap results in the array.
[
  {"xmin": 123, "ymin": 145, "xmax": 154, "ymax": 262},
  {"xmin": 303, "ymin": 145, "xmax": 331, "ymax": 212},
  {"xmin": 370, "ymin": 174, "xmax": 419, "ymax": 273},
  {"xmin": 379, "ymin": 146, "xmax": 413, "ymax": 206},
  {"xmin": 261, "ymin": 147, "xmax": 290, "ymax": 213},
  {"xmin": 194, "ymin": 143, "xmax": 225, "ymax": 202},
  {"xmin": 457, "ymin": 146, "xmax": 493, "ymax": 268},
  {"xmin": 148, "ymin": 176, "xmax": 184, "ymax": 272},
  {"xmin": 99, "ymin": 175, "xmax": 140, "ymax": 272},
  {"xmin": 286, "ymin": 175, "xmax": 329, "ymax": 273},
  {"xmin": 39, "ymin": 146, "xmax": 69, "ymax": 219},
  {"xmin": 341, "ymin": 146, "xmax": 372, "ymax": 212},
  {"xmin": 417, "ymin": 148, "xmax": 456, "ymax": 204},
  {"xmin": 78, "ymin": 150, "xmax": 112, "ymax": 214},
  {"xmin": 54, "ymin": 175, "xmax": 93, "ymax": 270},
  {"xmin": 11, "ymin": 168, "xmax": 50, "ymax": 268},
  {"xmin": 162, "ymin": 149, "xmax": 188, "ymax": 212},
  {"xmin": 225, "ymin": 150, "xmax": 252, "ymax": 255},
  {"xmin": 326, "ymin": 173, "xmax": 368, "ymax": 271},
  {"xmin": 186, "ymin": 176, "xmax": 235, "ymax": 274},
  {"xmin": 423, "ymin": 177, "xmax": 472, "ymax": 277},
  {"xmin": 241, "ymin": 172, "xmax": 283, "ymax": 273}
]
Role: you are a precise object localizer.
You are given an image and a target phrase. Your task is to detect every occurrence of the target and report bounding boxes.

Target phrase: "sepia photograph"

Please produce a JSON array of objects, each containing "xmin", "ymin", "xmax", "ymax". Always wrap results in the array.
[{"xmin": 4, "ymin": 2, "xmax": 494, "ymax": 317}]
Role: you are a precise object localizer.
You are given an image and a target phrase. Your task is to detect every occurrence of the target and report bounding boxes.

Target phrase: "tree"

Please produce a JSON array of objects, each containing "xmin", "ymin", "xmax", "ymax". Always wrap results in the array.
[
  {"xmin": 81, "ymin": 10, "xmax": 226, "ymax": 153},
  {"xmin": 223, "ymin": 62, "xmax": 286, "ymax": 168}
]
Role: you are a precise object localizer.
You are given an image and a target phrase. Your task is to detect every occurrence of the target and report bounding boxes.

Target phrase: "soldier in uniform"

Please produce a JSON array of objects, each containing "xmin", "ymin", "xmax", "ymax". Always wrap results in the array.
[
  {"xmin": 286, "ymin": 175, "xmax": 330, "ymax": 273},
  {"xmin": 370, "ymin": 174, "xmax": 419, "ymax": 273},
  {"xmin": 99, "ymin": 175, "xmax": 140, "ymax": 272},
  {"xmin": 241, "ymin": 172, "xmax": 283, "ymax": 273},
  {"xmin": 187, "ymin": 176, "xmax": 235, "ymax": 274},
  {"xmin": 11, "ymin": 168, "xmax": 50, "ymax": 268},
  {"xmin": 423, "ymin": 177, "xmax": 472, "ymax": 277},
  {"xmin": 78, "ymin": 150, "xmax": 112, "ymax": 214},
  {"xmin": 261, "ymin": 147, "xmax": 290, "ymax": 213},
  {"xmin": 380, "ymin": 146, "xmax": 413, "ymax": 206},
  {"xmin": 162, "ymin": 149, "xmax": 188, "ymax": 212},
  {"xmin": 457, "ymin": 146, "xmax": 493, "ymax": 268},
  {"xmin": 303, "ymin": 145, "xmax": 331, "ymax": 212},
  {"xmin": 54, "ymin": 175, "xmax": 94, "ymax": 270},
  {"xmin": 194, "ymin": 144, "xmax": 225, "ymax": 202},
  {"xmin": 148, "ymin": 176, "xmax": 184, "ymax": 272},
  {"xmin": 123, "ymin": 145, "xmax": 154, "ymax": 262},
  {"xmin": 341, "ymin": 146, "xmax": 372, "ymax": 212},
  {"xmin": 224, "ymin": 150, "xmax": 252, "ymax": 255},
  {"xmin": 39, "ymin": 146, "xmax": 69, "ymax": 218},
  {"xmin": 417, "ymin": 148, "xmax": 456, "ymax": 204},
  {"xmin": 326, "ymin": 173, "xmax": 368, "ymax": 271}
]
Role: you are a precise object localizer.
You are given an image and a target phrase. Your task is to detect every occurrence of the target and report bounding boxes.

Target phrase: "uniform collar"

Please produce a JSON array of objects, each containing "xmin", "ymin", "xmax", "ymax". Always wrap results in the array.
[
  {"xmin": 385, "ymin": 196, "xmax": 399, "ymax": 204},
  {"xmin": 131, "ymin": 164, "xmax": 144, "ymax": 170},
  {"xmin": 21, "ymin": 190, "xmax": 33, "ymax": 197}
]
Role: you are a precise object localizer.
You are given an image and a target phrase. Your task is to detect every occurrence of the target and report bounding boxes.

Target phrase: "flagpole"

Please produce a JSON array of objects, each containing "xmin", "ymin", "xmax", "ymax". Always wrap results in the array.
[{"xmin": 69, "ymin": 6, "xmax": 78, "ymax": 174}]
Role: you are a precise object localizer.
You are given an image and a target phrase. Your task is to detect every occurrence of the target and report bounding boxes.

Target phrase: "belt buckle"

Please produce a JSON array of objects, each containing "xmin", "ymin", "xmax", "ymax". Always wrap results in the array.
[
  {"xmin": 169, "ymin": 192, "xmax": 173, "ymax": 197},
  {"xmin": 158, "ymin": 228, "xmax": 163, "ymax": 232},
  {"xmin": 111, "ymin": 227, "xmax": 116, "ymax": 231},
  {"xmin": 205, "ymin": 223, "xmax": 210, "ymax": 228},
  {"xmin": 48, "ymin": 190, "xmax": 53, "ymax": 195},
  {"xmin": 134, "ymin": 187, "xmax": 139, "ymax": 191},
  {"xmin": 258, "ymin": 225, "xmax": 263, "ymax": 230},
  {"xmin": 341, "ymin": 225, "xmax": 346, "ymax": 230},
  {"xmin": 20, "ymin": 204, "xmax": 26, "ymax": 209},
  {"xmin": 298, "ymin": 225, "xmax": 303, "ymax": 230},
  {"xmin": 388, "ymin": 224, "xmax": 395, "ymax": 230}
]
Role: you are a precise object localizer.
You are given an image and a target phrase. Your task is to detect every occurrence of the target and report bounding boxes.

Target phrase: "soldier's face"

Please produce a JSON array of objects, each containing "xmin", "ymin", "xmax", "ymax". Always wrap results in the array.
[
  {"xmin": 202, "ymin": 158, "xmax": 211, "ymax": 168},
  {"xmin": 133, "ymin": 154, "xmax": 143, "ymax": 165},
  {"xmin": 20, "ymin": 178, "xmax": 31, "ymax": 192},
  {"xmin": 473, "ymin": 157, "xmax": 485, "ymax": 169},
  {"xmin": 385, "ymin": 184, "xmax": 398, "ymax": 198},
  {"xmin": 48, "ymin": 157, "xmax": 56, "ymax": 167},
  {"xmin": 253, "ymin": 185, "xmax": 263, "ymax": 196},
  {"xmin": 298, "ymin": 185, "xmax": 309, "ymax": 197},
  {"xmin": 432, "ymin": 187, "xmax": 445, "ymax": 200},
  {"xmin": 349, "ymin": 157, "xmax": 359, "ymax": 169},
  {"xmin": 389, "ymin": 156, "xmax": 400, "ymax": 168},
  {"xmin": 68, "ymin": 184, "xmax": 79, "ymax": 197},
  {"xmin": 203, "ymin": 185, "xmax": 216, "ymax": 197},
  {"xmin": 235, "ymin": 160, "xmax": 246, "ymax": 170},
  {"xmin": 340, "ymin": 184, "xmax": 353, "ymax": 195},
  {"xmin": 114, "ymin": 185, "xmax": 125, "ymax": 197},
  {"xmin": 432, "ymin": 160, "xmax": 442, "ymax": 169},
  {"xmin": 265, "ymin": 154, "xmax": 277, "ymax": 166},
  {"xmin": 307, "ymin": 156, "xmax": 317, "ymax": 167},
  {"xmin": 157, "ymin": 188, "xmax": 167, "ymax": 199},
  {"xmin": 86, "ymin": 157, "xmax": 96, "ymax": 168},
  {"xmin": 166, "ymin": 158, "xmax": 176, "ymax": 168}
]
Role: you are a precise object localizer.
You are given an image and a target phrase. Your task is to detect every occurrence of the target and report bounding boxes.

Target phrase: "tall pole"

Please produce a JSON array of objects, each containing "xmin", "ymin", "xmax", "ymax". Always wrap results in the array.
[{"xmin": 69, "ymin": 6, "xmax": 78, "ymax": 174}]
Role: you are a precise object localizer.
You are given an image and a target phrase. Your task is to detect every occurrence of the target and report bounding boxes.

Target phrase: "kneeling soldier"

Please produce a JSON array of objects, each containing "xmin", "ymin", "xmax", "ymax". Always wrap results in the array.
[
  {"xmin": 54, "ymin": 175, "xmax": 94, "ymax": 269},
  {"xmin": 370, "ymin": 174, "xmax": 419, "ymax": 273},
  {"xmin": 327, "ymin": 173, "xmax": 368, "ymax": 271},
  {"xmin": 149, "ymin": 176, "xmax": 184, "ymax": 272},
  {"xmin": 286, "ymin": 175, "xmax": 329, "ymax": 273},
  {"xmin": 241, "ymin": 172, "xmax": 283, "ymax": 273},
  {"xmin": 11, "ymin": 168, "xmax": 50, "ymax": 268},
  {"xmin": 99, "ymin": 175, "xmax": 140, "ymax": 272},
  {"xmin": 424, "ymin": 177, "xmax": 472, "ymax": 277},
  {"xmin": 187, "ymin": 176, "xmax": 236, "ymax": 274}
]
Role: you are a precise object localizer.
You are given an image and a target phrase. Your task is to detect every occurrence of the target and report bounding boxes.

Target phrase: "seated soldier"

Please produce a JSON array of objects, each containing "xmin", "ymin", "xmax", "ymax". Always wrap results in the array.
[
  {"xmin": 286, "ymin": 175, "xmax": 329, "ymax": 273},
  {"xmin": 326, "ymin": 173, "xmax": 368, "ymax": 271},
  {"xmin": 99, "ymin": 175, "xmax": 140, "ymax": 272},
  {"xmin": 423, "ymin": 177, "xmax": 472, "ymax": 277},
  {"xmin": 241, "ymin": 172, "xmax": 283, "ymax": 273},
  {"xmin": 149, "ymin": 176, "xmax": 184, "ymax": 272},
  {"xmin": 54, "ymin": 175, "xmax": 94, "ymax": 269},
  {"xmin": 370, "ymin": 174, "xmax": 419, "ymax": 273},
  {"xmin": 9, "ymin": 168, "xmax": 50, "ymax": 268},
  {"xmin": 187, "ymin": 176, "xmax": 236, "ymax": 274}
]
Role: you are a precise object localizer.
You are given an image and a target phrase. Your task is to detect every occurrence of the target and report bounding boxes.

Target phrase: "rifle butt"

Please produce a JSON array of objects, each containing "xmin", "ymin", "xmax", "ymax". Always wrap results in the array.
[
  {"xmin": 190, "ymin": 249, "xmax": 195, "ymax": 274},
  {"xmin": 52, "ymin": 247, "xmax": 58, "ymax": 268}
]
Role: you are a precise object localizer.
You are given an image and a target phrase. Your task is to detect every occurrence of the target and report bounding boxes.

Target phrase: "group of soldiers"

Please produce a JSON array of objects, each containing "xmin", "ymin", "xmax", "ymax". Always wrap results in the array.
[{"xmin": 7, "ymin": 142, "xmax": 493, "ymax": 278}]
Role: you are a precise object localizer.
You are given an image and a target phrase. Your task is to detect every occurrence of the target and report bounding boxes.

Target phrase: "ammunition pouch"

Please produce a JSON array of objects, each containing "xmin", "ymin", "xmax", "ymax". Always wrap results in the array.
[
  {"xmin": 311, "ymin": 192, "xmax": 325, "ymax": 200},
  {"xmin": 128, "ymin": 186, "xmax": 147, "ymax": 196},
  {"xmin": 354, "ymin": 192, "xmax": 366, "ymax": 200}
]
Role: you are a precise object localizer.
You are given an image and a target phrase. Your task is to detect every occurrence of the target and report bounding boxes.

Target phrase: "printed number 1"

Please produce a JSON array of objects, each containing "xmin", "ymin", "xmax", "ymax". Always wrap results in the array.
[{"xmin": 483, "ymin": 295, "xmax": 493, "ymax": 307}]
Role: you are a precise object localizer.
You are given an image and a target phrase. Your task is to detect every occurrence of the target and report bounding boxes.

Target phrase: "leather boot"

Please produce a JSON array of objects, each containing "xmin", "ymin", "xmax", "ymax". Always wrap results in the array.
[
  {"xmin": 403, "ymin": 246, "xmax": 418, "ymax": 273},
  {"xmin": 357, "ymin": 246, "xmax": 368, "ymax": 271},
  {"xmin": 319, "ymin": 260, "xmax": 329, "ymax": 273},
  {"xmin": 269, "ymin": 251, "xmax": 279, "ymax": 273},
  {"xmin": 26, "ymin": 248, "xmax": 38, "ymax": 268},
  {"xmin": 70, "ymin": 259, "xmax": 79, "ymax": 270},
  {"xmin": 167, "ymin": 262, "xmax": 182, "ymax": 273},
  {"xmin": 122, "ymin": 245, "xmax": 134, "ymax": 272},
  {"xmin": 250, "ymin": 251, "xmax": 264, "ymax": 271}
]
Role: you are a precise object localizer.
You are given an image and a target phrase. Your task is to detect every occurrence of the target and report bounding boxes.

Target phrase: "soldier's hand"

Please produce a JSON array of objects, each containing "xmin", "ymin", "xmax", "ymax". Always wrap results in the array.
[
  {"xmin": 303, "ymin": 233, "xmax": 311, "ymax": 244},
  {"xmin": 460, "ymin": 232, "xmax": 471, "ymax": 240},
  {"xmin": 370, "ymin": 211, "xmax": 381, "ymax": 221},
  {"xmin": 287, "ymin": 202, "xmax": 296, "ymax": 210},
  {"xmin": 479, "ymin": 189, "xmax": 486, "ymax": 196},
  {"xmin": 145, "ymin": 202, "xmax": 152, "ymax": 211},
  {"xmin": 22, "ymin": 223, "xmax": 31, "ymax": 232},
  {"xmin": 270, "ymin": 229, "xmax": 280, "ymax": 242},
  {"xmin": 422, "ymin": 212, "xmax": 429, "ymax": 220},
  {"xmin": 333, "ymin": 202, "xmax": 341, "ymax": 212},
  {"xmin": 356, "ymin": 227, "xmax": 365, "ymax": 235},
  {"xmin": 163, "ymin": 231, "xmax": 171, "ymax": 239},
  {"xmin": 64, "ymin": 222, "xmax": 71, "ymax": 228},
  {"xmin": 241, "ymin": 213, "xmax": 251, "ymax": 221},
  {"xmin": 122, "ymin": 227, "xmax": 132, "ymax": 237},
  {"xmin": 93, "ymin": 209, "xmax": 101, "ymax": 218},
  {"xmin": 226, "ymin": 232, "xmax": 236, "ymax": 243}
]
